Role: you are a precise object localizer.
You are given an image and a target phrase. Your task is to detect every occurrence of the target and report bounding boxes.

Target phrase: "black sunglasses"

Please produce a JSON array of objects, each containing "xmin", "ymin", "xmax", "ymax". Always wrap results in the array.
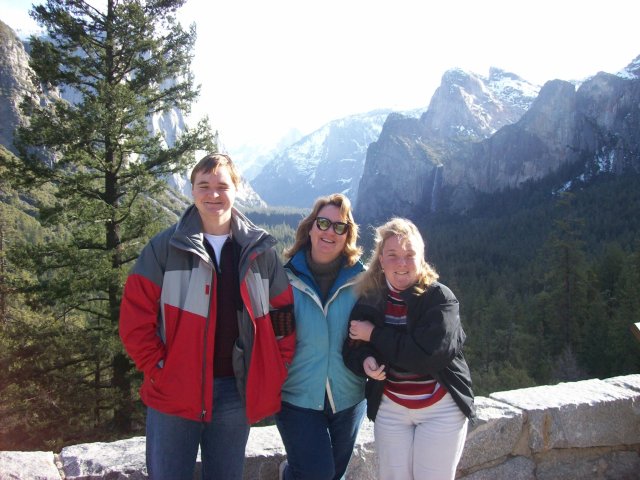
[{"xmin": 315, "ymin": 217, "xmax": 349, "ymax": 235}]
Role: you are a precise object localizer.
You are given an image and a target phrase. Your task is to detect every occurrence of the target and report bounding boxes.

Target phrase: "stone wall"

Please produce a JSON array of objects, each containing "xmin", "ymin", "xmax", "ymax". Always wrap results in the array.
[{"xmin": 1, "ymin": 374, "xmax": 639, "ymax": 479}]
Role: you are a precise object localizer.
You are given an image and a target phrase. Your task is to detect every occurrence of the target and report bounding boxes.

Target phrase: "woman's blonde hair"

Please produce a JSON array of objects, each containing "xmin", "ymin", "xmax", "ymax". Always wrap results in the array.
[
  {"xmin": 357, "ymin": 217, "xmax": 439, "ymax": 295},
  {"xmin": 284, "ymin": 193, "xmax": 362, "ymax": 266}
]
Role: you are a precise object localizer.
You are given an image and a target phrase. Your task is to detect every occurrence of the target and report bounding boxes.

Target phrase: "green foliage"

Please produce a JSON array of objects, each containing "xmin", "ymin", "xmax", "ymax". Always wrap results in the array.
[
  {"xmin": 262, "ymin": 222, "xmax": 297, "ymax": 261},
  {"xmin": 422, "ymin": 172, "xmax": 640, "ymax": 393},
  {"xmin": 243, "ymin": 207, "xmax": 307, "ymax": 261},
  {"xmin": 471, "ymin": 362, "xmax": 537, "ymax": 396},
  {"xmin": 243, "ymin": 206, "xmax": 309, "ymax": 230},
  {"xmin": 537, "ymin": 192, "xmax": 590, "ymax": 356},
  {"xmin": 0, "ymin": 308, "xmax": 145, "ymax": 451},
  {"xmin": 0, "ymin": 0, "xmax": 212, "ymax": 448}
]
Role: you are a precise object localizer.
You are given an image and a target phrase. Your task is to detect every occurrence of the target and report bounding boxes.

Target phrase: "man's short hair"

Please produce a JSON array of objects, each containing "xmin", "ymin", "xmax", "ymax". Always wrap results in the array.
[{"xmin": 190, "ymin": 153, "xmax": 241, "ymax": 188}]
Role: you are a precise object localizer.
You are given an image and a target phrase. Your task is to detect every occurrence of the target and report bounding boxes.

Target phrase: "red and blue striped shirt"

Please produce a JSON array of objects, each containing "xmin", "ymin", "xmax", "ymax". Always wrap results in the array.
[{"xmin": 383, "ymin": 287, "xmax": 447, "ymax": 408}]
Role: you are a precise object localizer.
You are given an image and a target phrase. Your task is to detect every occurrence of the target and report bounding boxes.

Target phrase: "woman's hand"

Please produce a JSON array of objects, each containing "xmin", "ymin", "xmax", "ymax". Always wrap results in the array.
[
  {"xmin": 363, "ymin": 356, "xmax": 386, "ymax": 381},
  {"xmin": 349, "ymin": 320, "xmax": 374, "ymax": 342}
]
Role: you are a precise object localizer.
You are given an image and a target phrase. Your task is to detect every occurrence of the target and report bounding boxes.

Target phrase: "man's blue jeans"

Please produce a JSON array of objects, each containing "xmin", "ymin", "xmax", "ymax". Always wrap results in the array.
[
  {"xmin": 145, "ymin": 376, "xmax": 250, "ymax": 480},
  {"xmin": 275, "ymin": 397, "xmax": 366, "ymax": 480}
]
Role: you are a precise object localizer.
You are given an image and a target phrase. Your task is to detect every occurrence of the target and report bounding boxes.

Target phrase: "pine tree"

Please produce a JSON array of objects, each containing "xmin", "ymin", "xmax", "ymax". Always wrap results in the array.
[
  {"xmin": 5, "ymin": 0, "xmax": 214, "ymax": 436},
  {"xmin": 538, "ymin": 193, "xmax": 590, "ymax": 367},
  {"xmin": 606, "ymin": 249, "xmax": 640, "ymax": 374}
]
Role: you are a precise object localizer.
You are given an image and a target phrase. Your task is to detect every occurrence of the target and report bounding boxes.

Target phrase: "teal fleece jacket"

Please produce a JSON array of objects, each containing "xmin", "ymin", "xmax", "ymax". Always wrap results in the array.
[{"xmin": 281, "ymin": 249, "xmax": 366, "ymax": 413}]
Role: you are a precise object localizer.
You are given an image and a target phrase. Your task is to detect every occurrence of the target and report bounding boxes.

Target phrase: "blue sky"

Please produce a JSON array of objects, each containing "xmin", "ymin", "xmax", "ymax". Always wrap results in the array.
[{"xmin": 2, "ymin": 0, "xmax": 639, "ymax": 158}]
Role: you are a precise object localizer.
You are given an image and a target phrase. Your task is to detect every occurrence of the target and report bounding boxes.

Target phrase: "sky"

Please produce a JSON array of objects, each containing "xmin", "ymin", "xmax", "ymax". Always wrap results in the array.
[{"xmin": 2, "ymin": 0, "xmax": 640, "ymax": 160}]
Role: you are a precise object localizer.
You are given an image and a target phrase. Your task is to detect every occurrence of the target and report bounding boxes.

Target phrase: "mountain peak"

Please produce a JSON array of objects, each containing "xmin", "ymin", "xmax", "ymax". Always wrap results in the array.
[
  {"xmin": 486, "ymin": 68, "xmax": 540, "ymax": 108},
  {"xmin": 421, "ymin": 67, "xmax": 538, "ymax": 141},
  {"xmin": 251, "ymin": 109, "xmax": 393, "ymax": 207},
  {"xmin": 618, "ymin": 54, "xmax": 640, "ymax": 79}
]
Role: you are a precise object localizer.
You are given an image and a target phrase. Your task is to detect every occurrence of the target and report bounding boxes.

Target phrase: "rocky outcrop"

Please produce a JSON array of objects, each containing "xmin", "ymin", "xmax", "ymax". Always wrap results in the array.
[
  {"xmin": 356, "ymin": 112, "xmax": 439, "ymax": 222},
  {"xmin": 422, "ymin": 67, "xmax": 539, "ymax": 142},
  {"xmin": 1, "ymin": 374, "xmax": 638, "ymax": 479},
  {"xmin": 468, "ymin": 79, "xmax": 579, "ymax": 193},
  {"xmin": 0, "ymin": 19, "xmax": 56, "ymax": 155},
  {"xmin": 0, "ymin": 20, "xmax": 31, "ymax": 154},
  {"xmin": 355, "ymin": 56, "xmax": 640, "ymax": 225},
  {"xmin": 355, "ymin": 67, "xmax": 541, "ymax": 224},
  {"xmin": 575, "ymin": 70, "xmax": 640, "ymax": 178}
]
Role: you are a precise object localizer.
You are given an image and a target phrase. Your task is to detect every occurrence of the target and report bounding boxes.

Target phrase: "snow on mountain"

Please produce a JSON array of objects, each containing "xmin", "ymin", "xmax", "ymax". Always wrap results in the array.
[
  {"xmin": 230, "ymin": 128, "xmax": 304, "ymax": 182},
  {"xmin": 251, "ymin": 109, "xmax": 393, "ymax": 208},
  {"xmin": 486, "ymin": 67, "xmax": 540, "ymax": 110},
  {"xmin": 356, "ymin": 67, "xmax": 544, "ymax": 223},
  {"xmin": 618, "ymin": 54, "xmax": 640, "ymax": 79},
  {"xmin": 421, "ymin": 67, "xmax": 540, "ymax": 141}
]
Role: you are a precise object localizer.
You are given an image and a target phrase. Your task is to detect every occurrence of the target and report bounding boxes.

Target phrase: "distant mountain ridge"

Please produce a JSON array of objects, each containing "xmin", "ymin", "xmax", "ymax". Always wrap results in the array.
[
  {"xmin": 246, "ymin": 56, "xmax": 638, "ymax": 222},
  {"xmin": 0, "ymin": 20, "xmax": 58, "ymax": 157},
  {"xmin": 4, "ymin": 16, "xmax": 640, "ymax": 222},
  {"xmin": 422, "ymin": 67, "xmax": 540, "ymax": 141},
  {"xmin": 354, "ymin": 56, "xmax": 640, "ymax": 226},
  {"xmin": 247, "ymin": 68, "xmax": 544, "ymax": 212},
  {"xmin": 251, "ymin": 108, "xmax": 427, "ymax": 208}
]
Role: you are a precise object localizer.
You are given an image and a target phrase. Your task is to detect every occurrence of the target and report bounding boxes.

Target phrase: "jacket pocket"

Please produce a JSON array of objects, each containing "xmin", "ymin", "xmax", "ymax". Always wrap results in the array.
[{"xmin": 149, "ymin": 364, "xmax": 163, "ymax": 385}]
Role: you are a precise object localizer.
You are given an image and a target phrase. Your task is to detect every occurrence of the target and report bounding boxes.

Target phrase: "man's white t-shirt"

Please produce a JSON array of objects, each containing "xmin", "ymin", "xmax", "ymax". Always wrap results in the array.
[{"xmin": 203, "ymin": 233, "xmax": 230, "ymax": 262}]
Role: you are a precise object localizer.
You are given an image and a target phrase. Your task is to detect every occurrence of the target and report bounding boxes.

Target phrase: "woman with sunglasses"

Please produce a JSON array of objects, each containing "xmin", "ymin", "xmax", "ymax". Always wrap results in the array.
[{"xmin": 276, "ymin": 193, "xmax": 366, "ymax": 480}]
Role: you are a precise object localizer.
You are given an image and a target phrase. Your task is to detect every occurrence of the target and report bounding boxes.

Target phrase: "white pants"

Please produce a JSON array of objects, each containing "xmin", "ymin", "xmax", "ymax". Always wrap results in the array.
[{"xmin": 374, "ymin": 392, "xmax": 468, "ymax": 480}]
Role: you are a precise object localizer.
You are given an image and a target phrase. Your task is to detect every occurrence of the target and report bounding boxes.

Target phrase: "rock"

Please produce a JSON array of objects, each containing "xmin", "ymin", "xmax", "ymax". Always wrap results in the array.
[
  {"xmin": 459, "ymin": 396, "xmax": 525, "ymax": 469},
  {"xmin": 0, "ymin": 451, "xmax": 61, "ymax": 480},
  {"xmin": 490, "ymin": 378, "xmax": 640, "ymax": 452},
  {"xmin": 60, "ymin": 436, "xmax": 146, "ymax": 480},
  {"xmin": 460, "ymin": 456, "xmax": 536, "ymax": 480}
]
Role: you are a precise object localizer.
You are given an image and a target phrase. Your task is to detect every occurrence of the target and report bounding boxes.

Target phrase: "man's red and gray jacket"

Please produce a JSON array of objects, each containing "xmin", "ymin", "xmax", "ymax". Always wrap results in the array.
[{"xmin": 119, "ymin": 205, "xmax": 295, "ymax": 424}]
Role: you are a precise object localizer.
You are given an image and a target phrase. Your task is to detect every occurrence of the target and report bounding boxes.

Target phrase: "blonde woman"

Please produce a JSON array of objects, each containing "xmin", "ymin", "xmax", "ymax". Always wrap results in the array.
[{"xmin": 343, "ymin": 218, "xmax": 475, "ymax": 480}]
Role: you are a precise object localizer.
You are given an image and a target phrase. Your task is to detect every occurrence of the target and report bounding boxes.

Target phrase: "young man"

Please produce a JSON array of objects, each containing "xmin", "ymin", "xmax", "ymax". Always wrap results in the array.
[{"xmin": 119, "ymin": 153, "xmax": 295, "ymax": 480}]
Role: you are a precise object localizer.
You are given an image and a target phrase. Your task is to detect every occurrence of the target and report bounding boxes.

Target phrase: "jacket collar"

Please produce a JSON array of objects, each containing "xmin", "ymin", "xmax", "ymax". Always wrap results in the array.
[
  {"xmin": 171, "ymin": 204, "xmax": 275, "ymax": 273},
  {"xmin": 363, "ymin": 281, "xmax": 431, "ymax": 311},
  {"xmin": 286, "ymin": 248, "xmax": 364, "ymax": 298}
]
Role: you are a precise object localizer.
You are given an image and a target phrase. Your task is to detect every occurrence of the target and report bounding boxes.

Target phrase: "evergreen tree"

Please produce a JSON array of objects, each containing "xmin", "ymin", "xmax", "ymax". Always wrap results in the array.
[
  {"xmin": 4, "ymin": 0, "xmax": 214, "ymax": 437},
  {"xmin": 606, "ymin": 249, "xmax": 640, "ymax": 374},
  {"xmin": 580, "ymin": 267, "xmax": 609, "ymax": 377},
  {"xmin": 538, "ymin": 193, "xmax": 590, "ymax": 360}
]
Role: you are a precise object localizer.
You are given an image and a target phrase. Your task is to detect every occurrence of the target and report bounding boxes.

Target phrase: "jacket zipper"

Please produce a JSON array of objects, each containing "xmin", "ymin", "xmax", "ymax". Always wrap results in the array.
[
  {"xmin": 296, "ymin": 276, "xmax": 354, "ymax": 414},
  {"xmin": 201, "ymin": 268, "xmax": 215, "ymax": 420}
]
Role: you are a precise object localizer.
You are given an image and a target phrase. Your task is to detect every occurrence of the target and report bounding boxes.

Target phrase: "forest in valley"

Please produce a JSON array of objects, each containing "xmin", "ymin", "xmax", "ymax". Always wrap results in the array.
[
  {"xmin": 418, "ymin": 171, "xmax": 640, "ymax": 395},
  {"xmin": 1, "ymin": 0, "xmax": 639, "ymax": 454}
]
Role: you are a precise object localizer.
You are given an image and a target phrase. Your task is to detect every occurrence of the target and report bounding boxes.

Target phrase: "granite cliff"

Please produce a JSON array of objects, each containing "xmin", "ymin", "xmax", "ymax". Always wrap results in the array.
[{"xmin": 355, "ymin": 57, "xmax": 640, "ymax": 226}]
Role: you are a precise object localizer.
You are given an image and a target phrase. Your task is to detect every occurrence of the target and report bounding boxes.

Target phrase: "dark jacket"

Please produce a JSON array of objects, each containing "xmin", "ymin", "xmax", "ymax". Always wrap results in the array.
[{"xmin": 342, "ymin": 282, "xmax": 475, "ymax": 421}]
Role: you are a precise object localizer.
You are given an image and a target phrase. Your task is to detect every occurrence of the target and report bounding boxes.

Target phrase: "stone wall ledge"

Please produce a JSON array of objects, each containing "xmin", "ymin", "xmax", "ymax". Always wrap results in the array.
[{"xmin": 1, "ymin": 374, "xmax": 638, "ymax": 479}]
